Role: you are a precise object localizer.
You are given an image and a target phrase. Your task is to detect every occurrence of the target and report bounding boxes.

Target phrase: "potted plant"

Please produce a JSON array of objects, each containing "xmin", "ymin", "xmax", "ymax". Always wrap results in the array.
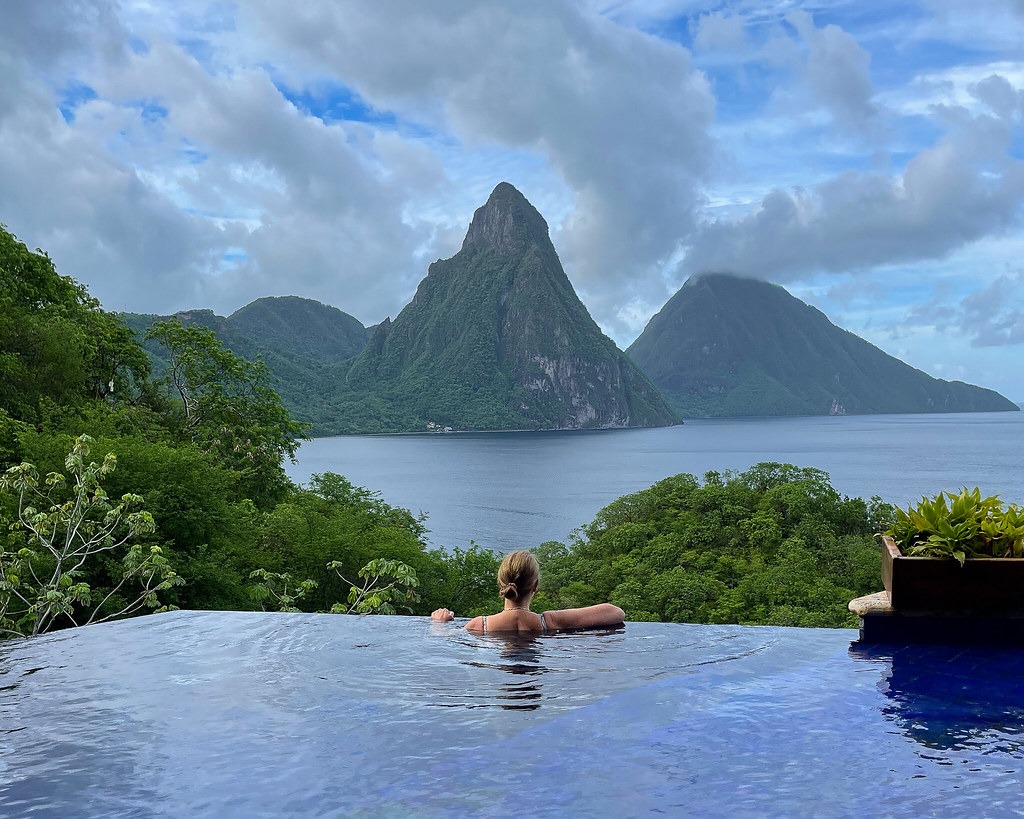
[{"xmin": 881, "ymin": 488, "xmax": 1024, "ymax": 610}]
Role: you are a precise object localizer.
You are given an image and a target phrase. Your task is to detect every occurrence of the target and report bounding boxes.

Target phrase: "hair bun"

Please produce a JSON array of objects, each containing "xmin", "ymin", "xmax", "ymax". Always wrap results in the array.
[{"xmin": 500, "ymin": 581, "xmax": 518, "ymax": 599}]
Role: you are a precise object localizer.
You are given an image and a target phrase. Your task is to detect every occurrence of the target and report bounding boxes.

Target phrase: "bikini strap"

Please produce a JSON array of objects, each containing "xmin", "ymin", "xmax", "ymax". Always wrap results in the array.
[
  {"xmin": 481, "ymin": 615, "xmax": 487, "ymax": 635},
  {"xmin": 538, "ymin": 611, "xmax": 547, "ymax": 633}
]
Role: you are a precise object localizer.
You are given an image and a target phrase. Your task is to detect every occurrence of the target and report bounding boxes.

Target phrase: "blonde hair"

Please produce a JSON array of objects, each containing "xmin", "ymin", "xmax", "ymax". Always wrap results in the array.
[{"xmin": 497, "ymin": 550, "xmax": 540, "ymax": 601}]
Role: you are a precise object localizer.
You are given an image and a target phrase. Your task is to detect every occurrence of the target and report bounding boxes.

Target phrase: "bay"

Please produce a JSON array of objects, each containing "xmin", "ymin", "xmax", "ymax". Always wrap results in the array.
[{"xmin": 285, "ymin": 412, "xmax": 1024, "ymax": 553}]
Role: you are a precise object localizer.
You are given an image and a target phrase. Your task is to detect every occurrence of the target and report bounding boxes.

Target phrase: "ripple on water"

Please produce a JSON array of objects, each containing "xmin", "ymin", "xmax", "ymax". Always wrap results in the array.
[
  {"xmin": 5, "ymin": 611, "xmax": 1024, "ymax": 817},
  {"xmin": 310, "ymin": 619, "xmax": 781, "ymax": 719}
]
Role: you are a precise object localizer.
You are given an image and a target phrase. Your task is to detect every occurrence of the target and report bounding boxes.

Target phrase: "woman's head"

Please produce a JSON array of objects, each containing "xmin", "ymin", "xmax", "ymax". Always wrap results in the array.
[{"xmin": 497, "ymin": 550, "xmax": 540, "ymax": 601}]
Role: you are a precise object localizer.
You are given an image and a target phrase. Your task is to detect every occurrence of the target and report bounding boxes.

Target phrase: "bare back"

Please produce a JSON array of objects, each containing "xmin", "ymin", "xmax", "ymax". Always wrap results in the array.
[
  {"xmin": 465, "ymin": 609, "xmax": 545, "ymax": 635},
  {"xmin": 464, "ymin": 603, "xmax": 623, "ymax": 634}
]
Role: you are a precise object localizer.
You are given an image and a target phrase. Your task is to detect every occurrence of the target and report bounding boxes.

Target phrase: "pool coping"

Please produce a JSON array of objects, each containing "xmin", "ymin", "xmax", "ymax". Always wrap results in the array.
[{"xmin": 850, "ymin": 590, "xmax": 1024, "ymax": 644}]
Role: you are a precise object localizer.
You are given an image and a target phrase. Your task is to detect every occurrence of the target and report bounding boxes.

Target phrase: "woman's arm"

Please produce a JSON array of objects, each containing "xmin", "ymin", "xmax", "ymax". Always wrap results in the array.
[
  {"xmin": 542, "ymin": 603, "xmax": 625, "ymax": 631},
  {"xmin": 431, "ymin": 608, "xmax": 485, "ymax": 633}
]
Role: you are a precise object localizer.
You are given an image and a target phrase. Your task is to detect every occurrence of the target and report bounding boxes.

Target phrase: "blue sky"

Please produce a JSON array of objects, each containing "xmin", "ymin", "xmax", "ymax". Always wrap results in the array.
[{"xmin": 1, "ymin": 0, "xmax": 1022, "ymax": 401}]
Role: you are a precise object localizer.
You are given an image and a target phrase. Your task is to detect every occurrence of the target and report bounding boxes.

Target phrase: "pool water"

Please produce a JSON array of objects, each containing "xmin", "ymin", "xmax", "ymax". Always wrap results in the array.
[{"xmin": 1, "ymin": 611, "xmax": 1023, "ymax": 817}]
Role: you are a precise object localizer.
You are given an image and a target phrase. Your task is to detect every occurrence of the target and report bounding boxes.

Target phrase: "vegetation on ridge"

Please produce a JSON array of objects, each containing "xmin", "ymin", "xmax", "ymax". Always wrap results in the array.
[
  {"xmin": 120, "ymin": 298, "xmax": 367, "ymax": 437},
  {"xmin": 533, "ymin": 463, "xmax": 887, "ymax": 628}
]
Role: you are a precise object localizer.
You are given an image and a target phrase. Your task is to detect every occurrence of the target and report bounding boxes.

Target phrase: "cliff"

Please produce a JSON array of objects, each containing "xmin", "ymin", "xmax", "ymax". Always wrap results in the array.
[{"xmin": 344, "ymin": 182, "xmax": 676, "ymax": 430}]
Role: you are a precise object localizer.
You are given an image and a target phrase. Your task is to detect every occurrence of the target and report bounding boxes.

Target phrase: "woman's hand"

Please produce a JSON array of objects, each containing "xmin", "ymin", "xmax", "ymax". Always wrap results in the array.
[{"xmin": 431, "ymin": 608, "xmax": 455, "ymax": 621}]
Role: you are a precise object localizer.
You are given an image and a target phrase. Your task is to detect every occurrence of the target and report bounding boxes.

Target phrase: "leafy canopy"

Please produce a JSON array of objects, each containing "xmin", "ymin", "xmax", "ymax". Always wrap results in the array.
[
  {"xmin": 534, "ymin": 462, "xmax": 883, "ymax": 628},
  {"xmin": 0, "ymin": 225, "xmax": 149, "ymax": 423},
  {"xmin": 146, "ymin": 319, "xmax": 308, "ymax": 505},
  {"xmin": 0, "ymin": 435, "xmax": 183, "ymax": 638}
]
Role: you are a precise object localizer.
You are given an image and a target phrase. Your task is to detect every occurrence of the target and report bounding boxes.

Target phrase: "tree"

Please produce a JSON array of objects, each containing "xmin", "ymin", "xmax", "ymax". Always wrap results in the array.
[
  {"xmin": 146, "ymin": 319, "xmax": 309, "ymax": 504},
  {"xmin": 536, "ymin": 463, "xmax": 881, "ymax": 628},
  {"xmin": 0, "ymin": 225, "xmax": 150, "ymax": 423},
  {"xmin": 420, "ymin": 542, "xmax": 501, "ymax": 616},
  {"xmin": 248, "ymin": 569, "xmax": 318, "ymax": 613},
  {"xmin": 0, "ymin": 435, "xmax": 183, "ymax": 638},
  {"xmin": 330, "ymin": 558, "xmax": 420, "ymax": 615},
  {"xmin": 79, "ymin": 305, "xmax": 152, "ymax": 402}
]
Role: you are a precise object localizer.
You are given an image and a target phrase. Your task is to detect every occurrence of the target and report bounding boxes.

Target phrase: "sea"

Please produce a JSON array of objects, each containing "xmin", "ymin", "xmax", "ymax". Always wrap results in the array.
[{"xmin": 285, "ymin": 412, "xmax": 1024, "ymax": 553}]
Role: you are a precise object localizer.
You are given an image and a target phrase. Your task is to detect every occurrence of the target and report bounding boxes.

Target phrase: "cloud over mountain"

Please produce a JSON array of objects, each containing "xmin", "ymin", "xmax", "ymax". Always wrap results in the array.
[{"xmin": 0, "ymin": 1, "xmax": 1021, "ymax": 398}]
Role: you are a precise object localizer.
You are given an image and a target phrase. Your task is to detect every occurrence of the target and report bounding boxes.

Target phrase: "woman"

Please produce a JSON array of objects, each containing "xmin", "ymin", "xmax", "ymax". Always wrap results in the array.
[{"xmin": 431, "ymin": 550, "xmax": 624, "ymax": 634}]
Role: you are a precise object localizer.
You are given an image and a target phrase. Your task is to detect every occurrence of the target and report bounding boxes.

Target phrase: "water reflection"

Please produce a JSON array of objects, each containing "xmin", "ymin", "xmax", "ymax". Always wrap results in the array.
[
  {"xmin": 463, "ymin": 634, "xmax": 548, "ymax": 710},
  {"xmin": 851, "ymin": 642, "xmax": 1024, "ymax": 754}
]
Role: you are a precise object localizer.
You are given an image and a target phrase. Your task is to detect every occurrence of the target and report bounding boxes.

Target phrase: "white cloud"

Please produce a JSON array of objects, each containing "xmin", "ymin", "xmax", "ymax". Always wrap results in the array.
[
  {"xmin": 785, "ymin": 10, "xmax": 879, "ymax": 132},
  {"xmin": 239, "ymin": 0, "xmax": 717, "ymax": 337},
  {"xmin": 918, "ymin": 0, "xmax": 1024, "ymax": 51},
  {"xmin": 0, "ymin": 0, "xmax": 1022, "ymax": 398},
  {"xmin": 693, "ymin": 12, "xmax": 748, "ymax": 52},
  {"xmin": 959, "ymin": 271, "xmax": 1024, "ymax": 347},
  {"xmin": 683, "ymin": 91, "xmax": 1024, "ymax": 291},
  {"xmin": 0, "ymin": 6, "xmax": 441, "ymax": 319}
]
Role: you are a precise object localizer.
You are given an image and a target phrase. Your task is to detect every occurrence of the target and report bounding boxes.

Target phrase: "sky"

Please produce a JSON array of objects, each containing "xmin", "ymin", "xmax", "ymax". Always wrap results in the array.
[{"xmin": 1, "ymin": 1, "xmax": 1023, "ymax": 401}]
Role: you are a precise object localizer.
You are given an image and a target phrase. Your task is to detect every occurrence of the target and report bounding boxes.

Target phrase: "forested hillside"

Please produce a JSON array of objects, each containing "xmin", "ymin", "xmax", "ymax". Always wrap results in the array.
[
  {"xmin": 533, "ymin": 463, "xmax": 887, "ymax": 628},
  {"xmin": 0, "ymin": 224, "xmax": 502, "ymax": 637},
  {"xmin": 121, "ymin": 297, "xmax": 369, "ymax": 436},
  {"xmin": 628, "ymin": 273, "xmax": 1018, "ymax": 418}
]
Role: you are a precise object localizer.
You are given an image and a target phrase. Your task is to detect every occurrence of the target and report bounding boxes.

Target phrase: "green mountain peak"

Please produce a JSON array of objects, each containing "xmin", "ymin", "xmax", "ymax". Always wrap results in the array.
[{"xmin": 344, "ymin": 183, "xmax": 676, "ymax": 431}]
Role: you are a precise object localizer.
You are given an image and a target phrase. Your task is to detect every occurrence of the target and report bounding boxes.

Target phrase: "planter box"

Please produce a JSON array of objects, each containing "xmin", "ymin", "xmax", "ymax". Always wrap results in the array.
[{"xmin": 882, "ymin": 535, "xmax": 1024, "ymax": 611}]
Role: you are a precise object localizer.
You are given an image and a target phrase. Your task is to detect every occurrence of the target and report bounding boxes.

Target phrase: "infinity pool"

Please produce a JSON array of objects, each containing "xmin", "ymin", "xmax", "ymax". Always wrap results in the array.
[{"xmin": 1, "ymin": 611, "xmax": 1023, "ymax": 816}]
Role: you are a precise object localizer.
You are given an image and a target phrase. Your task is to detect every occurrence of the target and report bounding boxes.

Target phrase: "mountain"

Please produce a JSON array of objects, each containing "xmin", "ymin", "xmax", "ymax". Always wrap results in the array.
[
  {"xmin": 627, "ymin": 273, "xmax": 1018, "ymax": 418},
  {"xmin": 343, "ymin": 182, "xmax": 676, "ymax": 431},
  {"xmin": 121, "ymin": 297, "xmax": 370, "ymax": 433},
  {"xmin": 227, "ymin": 296, "xmax": 369, "ymax": 361}
]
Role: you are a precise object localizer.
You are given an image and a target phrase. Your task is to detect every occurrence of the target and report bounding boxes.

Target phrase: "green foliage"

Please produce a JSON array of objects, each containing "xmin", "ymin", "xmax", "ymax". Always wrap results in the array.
[
  {"xmin": 248, "ymin": 569, "xmax": 318, "ymax": 613},
  {"xmin": 330, "ymin": 558, "xmax": 420, "ymax": 615},
  {"xmin": 886, "ymin": 488, "xmax": 1024, "ymax": 566},
  {"xmin": 0, "ymin": 409, "xmax": 32, "ymax": 465},
  {"xmin": 14, "ymin": 428, "xmax": 256, "ymax": 612},
  {"xmin": 243, "ymin": 473, "xmax": 431, "ymax": 612},
  {"xmin": 145, "ymin": 319, "xmax": 309, "ymax": 505},
  {"xmin": 0, "ymin": 435, "xmax": 183, "ymax": 638},
  {"xmin": 121, "ymin": 299, "xmax": 369, "ymax": 437},
  {"xmin": 0, "ymin": 225, "xmax": 150, "ymax": 425},
  {"xmin": 405, "ymin": 542, "xmax": 503, "ymax": 617},
  {"xmin": 535, "ymin": 463, "xmax": 881, "ymax": 628}
]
